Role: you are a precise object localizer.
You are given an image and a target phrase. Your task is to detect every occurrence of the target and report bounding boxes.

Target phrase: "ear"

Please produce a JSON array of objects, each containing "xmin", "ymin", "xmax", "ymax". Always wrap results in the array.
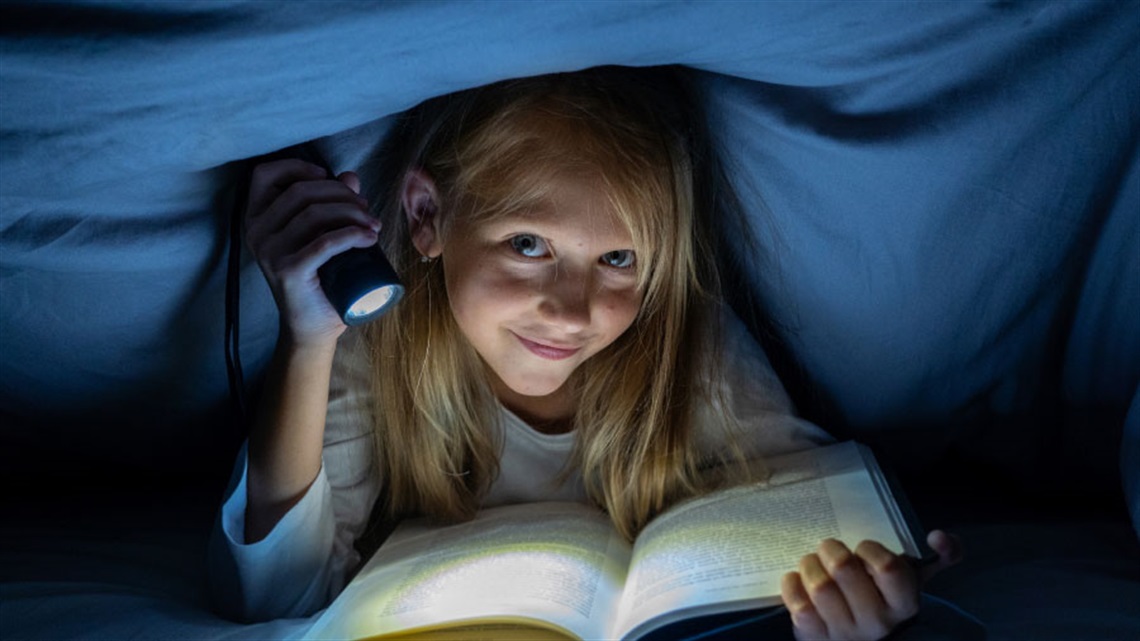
[{"xmin": 401, "ymin": 168, "xmax": 444, "ymax": 259}]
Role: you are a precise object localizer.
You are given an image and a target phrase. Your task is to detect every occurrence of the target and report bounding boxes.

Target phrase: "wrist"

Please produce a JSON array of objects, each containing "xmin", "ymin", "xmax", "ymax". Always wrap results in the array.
[{"xmin": 276, "ymin": 324, "xmax": 343, "ymax": 357}]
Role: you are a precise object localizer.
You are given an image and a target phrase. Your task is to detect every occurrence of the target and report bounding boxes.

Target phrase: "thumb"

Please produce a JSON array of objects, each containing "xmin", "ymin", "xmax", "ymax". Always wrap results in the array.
[
  {"xmin": 921, "ymin": 529, "xmax": 963, "ymax": 582},
  {"xmin": 338, "ymin": 171, "xmax": 362, "ymax": 194}
]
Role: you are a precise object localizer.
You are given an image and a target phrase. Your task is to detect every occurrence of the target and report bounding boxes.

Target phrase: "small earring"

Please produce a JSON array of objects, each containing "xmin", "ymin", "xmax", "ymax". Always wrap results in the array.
[{"xmin": 420, "ymin": 255, "xmax": 432, "ymax": 264}]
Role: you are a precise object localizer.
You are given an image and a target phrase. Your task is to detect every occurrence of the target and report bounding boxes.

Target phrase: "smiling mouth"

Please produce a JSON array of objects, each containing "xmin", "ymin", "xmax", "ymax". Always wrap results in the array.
[{"xmin": 513, "ymin": 333, "xmax": 582, "ymax": 361}]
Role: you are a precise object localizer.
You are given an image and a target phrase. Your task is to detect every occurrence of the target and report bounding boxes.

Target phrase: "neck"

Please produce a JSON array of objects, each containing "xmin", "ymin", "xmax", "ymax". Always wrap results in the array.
[{"xmin": 491, "ymin": 376, "xmax": 576, "ymax": 436}]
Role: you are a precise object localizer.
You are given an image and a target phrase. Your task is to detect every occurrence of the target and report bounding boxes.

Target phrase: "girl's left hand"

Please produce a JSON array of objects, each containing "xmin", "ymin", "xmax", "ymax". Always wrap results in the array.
[{"xmin": 780, "ymin": 530, "xmax": 962, "ymax": 641}]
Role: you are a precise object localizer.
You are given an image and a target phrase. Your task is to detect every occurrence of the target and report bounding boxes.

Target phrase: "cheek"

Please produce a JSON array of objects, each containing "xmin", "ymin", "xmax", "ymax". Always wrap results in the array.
[
  {"xmin": 596, "ymin": 288, "xmax": 642, "ymax": 338},
  {"xmin": 445, "ymin": 261, "xmax": 533, "ymax": 330},
  {"xmin": 443, "ymin": 256, "xmax": 489, "ymax": 334}
]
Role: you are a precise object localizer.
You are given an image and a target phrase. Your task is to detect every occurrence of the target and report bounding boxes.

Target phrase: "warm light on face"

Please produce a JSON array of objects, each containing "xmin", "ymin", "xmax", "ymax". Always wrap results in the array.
[{"xmin": 440, "ymin": 174, "xmax": 643, "ymax": 403}]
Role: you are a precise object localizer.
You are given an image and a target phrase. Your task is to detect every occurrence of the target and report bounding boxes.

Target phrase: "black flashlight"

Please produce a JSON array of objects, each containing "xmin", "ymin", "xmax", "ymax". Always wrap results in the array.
[
  {"xmin": 288, "ymin": 144, "xmax": 404, "ymax": 325},
  {"xmin": 319, "ymin": 243, "xmax": 403, "ymax": 325}
]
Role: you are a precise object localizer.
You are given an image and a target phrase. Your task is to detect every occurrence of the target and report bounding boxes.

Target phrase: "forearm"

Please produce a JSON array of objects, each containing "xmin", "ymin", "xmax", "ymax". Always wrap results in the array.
[{"xmin": 245, "ymin": 335, "xmax": 339, "ymax": 543}]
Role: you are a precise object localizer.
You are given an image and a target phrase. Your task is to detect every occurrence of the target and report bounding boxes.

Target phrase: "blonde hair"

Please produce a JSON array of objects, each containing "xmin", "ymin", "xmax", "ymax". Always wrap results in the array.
[{"xmin": 365, "ymin": 66, "xmax": 743, "ymax": 540}]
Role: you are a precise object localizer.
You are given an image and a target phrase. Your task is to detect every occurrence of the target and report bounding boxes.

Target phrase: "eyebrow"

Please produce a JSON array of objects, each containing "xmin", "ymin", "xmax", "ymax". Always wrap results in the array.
[{"xmin": 490, "ymin": 210, "xmax": 634, "ymax": 243}]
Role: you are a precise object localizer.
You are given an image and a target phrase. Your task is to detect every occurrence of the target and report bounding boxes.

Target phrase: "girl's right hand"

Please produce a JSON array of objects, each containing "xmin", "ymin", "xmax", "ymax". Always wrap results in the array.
[{"xmin": 244, "ymin": 159, "xmax": 381, "ymax": 347}]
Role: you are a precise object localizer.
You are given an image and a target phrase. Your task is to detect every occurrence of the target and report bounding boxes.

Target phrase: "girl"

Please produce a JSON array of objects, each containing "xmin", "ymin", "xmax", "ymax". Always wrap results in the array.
[{"xmin": 210, "ymin": 66, "xmax": 959, "ymax": 640}]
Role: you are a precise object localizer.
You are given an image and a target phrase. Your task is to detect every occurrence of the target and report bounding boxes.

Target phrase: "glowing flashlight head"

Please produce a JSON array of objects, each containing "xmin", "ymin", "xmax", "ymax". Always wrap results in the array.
[
  {"xmin": 344, "ymin": 284, "xmax": 401, "ymax": 323},
  {"xmin": 319, "ymin": 246, "xmax": 404, "ymax": 326}
]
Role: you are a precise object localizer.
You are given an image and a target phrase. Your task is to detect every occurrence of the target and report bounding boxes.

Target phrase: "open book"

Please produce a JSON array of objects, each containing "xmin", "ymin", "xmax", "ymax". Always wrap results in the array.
[{"xmin": 304, "ymin": 441, "xmax": 931, "ymax": 641}]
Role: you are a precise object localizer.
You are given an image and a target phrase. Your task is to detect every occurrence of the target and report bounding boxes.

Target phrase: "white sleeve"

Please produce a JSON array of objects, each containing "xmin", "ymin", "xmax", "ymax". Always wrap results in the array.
[
  {"xmin": 696, "ymin": 307, "xmax": 834, "ymax": 459},
  {"xmin": 209, "ymin": 328, "xmax": 381, "ymax": 621}
]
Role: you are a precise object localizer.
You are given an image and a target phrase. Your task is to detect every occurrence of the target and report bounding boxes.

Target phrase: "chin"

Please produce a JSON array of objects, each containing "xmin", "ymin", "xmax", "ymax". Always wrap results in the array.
[
  {"xmin": 501, "ymin": 373, "xmax": 570, "ymax": 399},
  {"xmin": 508, "ymin": 382, "xmax": 566, "ymax": 398}
]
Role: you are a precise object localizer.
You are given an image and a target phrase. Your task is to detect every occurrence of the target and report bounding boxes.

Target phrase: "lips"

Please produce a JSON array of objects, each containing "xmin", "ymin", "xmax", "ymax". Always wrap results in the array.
[{"xmin": 513, "ymin": 333, "xmax": 582, "ymax": 361}]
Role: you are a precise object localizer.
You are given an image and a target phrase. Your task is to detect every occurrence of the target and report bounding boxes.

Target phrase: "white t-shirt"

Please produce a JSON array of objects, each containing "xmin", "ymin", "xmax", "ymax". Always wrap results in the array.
[{"xmin": 209, "ymin": 310, "xmax": 832, "ymax": 621}]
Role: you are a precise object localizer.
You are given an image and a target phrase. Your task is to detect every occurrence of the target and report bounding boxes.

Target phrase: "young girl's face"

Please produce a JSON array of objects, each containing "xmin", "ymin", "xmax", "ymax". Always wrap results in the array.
[{"xmin": 440, "ymin": 172, "xmax": 643, "ymax": 407}]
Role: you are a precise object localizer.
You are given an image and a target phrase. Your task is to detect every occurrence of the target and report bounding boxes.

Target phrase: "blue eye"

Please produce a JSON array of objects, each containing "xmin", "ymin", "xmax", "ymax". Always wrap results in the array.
[
  {"xmin": 509, "ymin": 234, "xmax": 548, "ymax": 258},
  {"xmin": 601, "ymin": 250, "xmax": 635, "ymax": 269}
]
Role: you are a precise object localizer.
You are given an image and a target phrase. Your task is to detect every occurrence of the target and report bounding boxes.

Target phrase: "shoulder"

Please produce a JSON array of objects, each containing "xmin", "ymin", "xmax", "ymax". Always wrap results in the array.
[
  {"xmin": 696, "ymin": 306, "xmax": 834, "ymax": 457},
  {"xmin": 715, "ymin": 306, "xmax": 796, "ymax": 414}
]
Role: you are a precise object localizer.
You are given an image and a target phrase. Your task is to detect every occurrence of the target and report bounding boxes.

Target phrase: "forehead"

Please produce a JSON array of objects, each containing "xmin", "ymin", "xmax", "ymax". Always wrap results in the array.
[{"xmin": 501, "ymin": 173, "xmax": 633, "ymax": 242}]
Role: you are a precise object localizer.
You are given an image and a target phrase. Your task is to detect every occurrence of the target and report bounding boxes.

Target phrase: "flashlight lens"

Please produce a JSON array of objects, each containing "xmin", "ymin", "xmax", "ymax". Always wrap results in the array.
[{"xmin": 345, "ymin": 285, "xmax": 398, "ymax": 322}]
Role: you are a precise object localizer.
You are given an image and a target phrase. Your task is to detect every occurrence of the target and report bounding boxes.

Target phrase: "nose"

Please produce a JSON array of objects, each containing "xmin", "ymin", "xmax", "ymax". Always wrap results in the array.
[{"xmin": 537, "ymin": 265, "xmax": 591, "ymax": 332}]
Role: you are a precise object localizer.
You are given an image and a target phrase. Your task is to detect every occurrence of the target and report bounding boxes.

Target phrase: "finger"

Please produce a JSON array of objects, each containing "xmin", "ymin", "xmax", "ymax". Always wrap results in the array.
[
  {"xmin": 855, "ymin": 540, "xmax": 920, "ymax": 622},
  {"xmin": 800, "ymin": 552, "xmax": 854, "ymax": 635},
  {"xmin": 277, "ymin": 201, "xmax": 380, "ymax": 249},
  {"xmin": 782, "ymin": 571, "xmax": 829, "ymax": 641},
  {"xmin": 820, "ymin": 539, "xmax": 890, "ymax": 636},
  {"xmin": 256, "ymin": 174, "xmax": 367, "ymax": 231},
  {"xmin": 250, "ymin": 182, "xmax": 371, "ymax": 254},
  {"xmin": 247, "ymin": 159, "xmax": 327, "ymax": 220},
  {"xmin": 283, "ymin": 225, "xmax": 380, "ymax": 280},
  {"xmin": 253, "ymin": 202, "xmax": 379, "ymax": 273},
  {"xmin": 338, "ymin": 171, "xmax": 362, "ymax": 194},
  {"xmin": 922, "ymin": 530, "xmax": 964, "ymax": 582}
]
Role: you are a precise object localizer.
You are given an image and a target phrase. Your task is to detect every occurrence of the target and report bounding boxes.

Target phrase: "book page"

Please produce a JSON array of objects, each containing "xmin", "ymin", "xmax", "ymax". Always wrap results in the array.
[
  {"xmin": 305, "ymin": 502, "xmax": 630, "ymax": 641},
  {"xmin": 613, "ymin": 442, "xmax": 907, "ymax": 640}
]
